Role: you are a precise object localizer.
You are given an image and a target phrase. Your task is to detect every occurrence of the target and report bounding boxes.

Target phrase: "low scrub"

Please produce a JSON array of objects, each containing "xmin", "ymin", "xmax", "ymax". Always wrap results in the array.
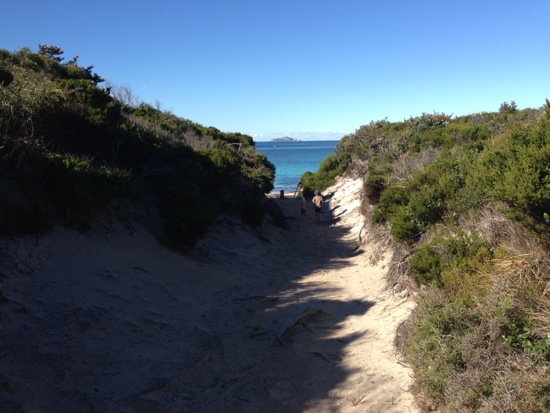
[
  {"xmin": 408, "ymin": 252, "xmax": 550, "ymax": 412},
  {"xmin": 310, "ymin": 101, "xmax": 550, "ymax": 411},
  {"xmin": 301, "ymin": 151, "xmax": 351, "ymax": 193},
  {"xmin": 0, "ymin": 46, "xmax": 275, "ymax": 247}
]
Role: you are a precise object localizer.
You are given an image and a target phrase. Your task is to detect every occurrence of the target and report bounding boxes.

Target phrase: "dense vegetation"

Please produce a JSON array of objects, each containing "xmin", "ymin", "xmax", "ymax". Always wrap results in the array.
[
  {"xmin": 305, "ymin": 103, "xmax": 550, "ymax": 411},
  {"xmin": 0, "ymin": 46, "xmax": 274, "ymax": 248}
]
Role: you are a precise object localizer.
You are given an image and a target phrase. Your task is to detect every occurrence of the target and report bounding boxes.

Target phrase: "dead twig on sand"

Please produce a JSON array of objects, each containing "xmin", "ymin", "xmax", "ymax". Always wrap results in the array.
[
  {"xmin": 274, "ymin": 307, "xmax": 323, "ymax": 346},
  {"xmin": 352, "ymin": 393, "xmax": 368, "ymax": 406},
  {"xmin": 306, "ymin": 350, "xmax": 342, "ymax": 365},
  {"xmin": 138, "ymin": 379, "xmax": 169, "ymax": 396}
]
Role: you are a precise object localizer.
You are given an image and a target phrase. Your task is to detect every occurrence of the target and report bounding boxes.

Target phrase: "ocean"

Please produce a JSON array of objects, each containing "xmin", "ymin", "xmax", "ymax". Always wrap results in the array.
[{"xmin": 255, "ymin": 140, "xmax": 339, "ymax": 193}]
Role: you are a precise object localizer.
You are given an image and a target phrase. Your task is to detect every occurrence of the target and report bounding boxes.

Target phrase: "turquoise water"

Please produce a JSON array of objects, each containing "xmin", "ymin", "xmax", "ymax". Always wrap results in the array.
[{"xmin": 255, "ymin": 140, "xmax": 339, "ymax": 193}]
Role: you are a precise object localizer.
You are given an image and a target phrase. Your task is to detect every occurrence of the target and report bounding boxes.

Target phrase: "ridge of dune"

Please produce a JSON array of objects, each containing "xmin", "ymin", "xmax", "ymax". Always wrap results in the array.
[{"xmin": 0, "ymin": 176, "xmax": 418, "ymax": 412}]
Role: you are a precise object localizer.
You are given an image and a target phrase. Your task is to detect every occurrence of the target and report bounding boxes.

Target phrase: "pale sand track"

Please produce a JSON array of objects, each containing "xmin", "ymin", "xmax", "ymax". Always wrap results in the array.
[{"xmin": 0, "ymin": 177, "xmax": 418, "ymax": 412}]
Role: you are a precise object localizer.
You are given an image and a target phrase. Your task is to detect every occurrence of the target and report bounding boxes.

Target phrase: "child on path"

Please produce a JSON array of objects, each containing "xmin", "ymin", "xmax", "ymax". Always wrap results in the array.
[
  {"xmin": 312, "ymin": 190, "xmax": 324, "ymax": 221},
  {"xmin": 299, "ymin": 196, "xmax": 307, "ymax": 220}
]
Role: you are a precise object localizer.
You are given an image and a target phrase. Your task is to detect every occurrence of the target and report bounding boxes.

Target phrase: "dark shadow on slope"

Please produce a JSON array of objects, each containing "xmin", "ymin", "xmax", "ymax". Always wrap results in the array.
[{"xmin": 0, "ymin": 194, "xmax": 397, "ymax": 413}]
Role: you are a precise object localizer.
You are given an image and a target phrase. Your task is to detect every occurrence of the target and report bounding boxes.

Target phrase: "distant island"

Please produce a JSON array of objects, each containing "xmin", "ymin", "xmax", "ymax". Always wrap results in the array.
[{"xmin": 271, "ymin": 137, "xmax": 301, "ymax": 142}]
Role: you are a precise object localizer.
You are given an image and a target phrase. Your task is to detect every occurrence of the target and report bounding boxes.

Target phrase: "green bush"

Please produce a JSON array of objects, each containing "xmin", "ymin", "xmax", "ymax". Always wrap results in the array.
[
  {"xmin": 390, "ymin": 206, "xmax": 422, "ymax": 243},
  {"xmin": 374, "ymin": 185, "xmax": 409, "ymax": 222},
  {"xmin": 199, "ymin": 145, "xmax": 240, "ymax": 176},
  {"xmin": 301, "ymin": 170, "xmax": 336, "ymax": 194},
  {"xmin": 372, "ymin": 151, "xmax": 472, "ymax": 243},
  {"xmin": 57, "ymin": 78, "xmax": 121, "ymax": 125},
  {"xmin": 470, "ymin": 118, "xmax": 550, "ymax": 220},
  {"xmin": 408, "ymin": 295, "xmax": 479, "ymax": 403},
  {"xmin": 409, "ymin": 230, "xmax": 492, "ymax": 289},
  {"xmin": 238, "ymin": 148, "xmax": 275, "ymax": 194},
  {"xmin": 37, "ymin": 152, "xmax": 132, "ymax": 224},
  {"xmin": 407, "ymin": 186, "xmax": 445, "ymax": 228},
  {"xmin": 301, "ymin": 152, "xmax": 351, "ymax": 193},
  {"xmin": 447, "ymin": 123, "xmax": 492, "ymax": 145},
  {"xmin": 156, "ymin": 181, "xmax": 214, "ymax": 249},
  {"xmin": 0, "ymin": 66, "xmax": 64, "ymax": 137},
  {"xmin": 0, "ymin": 66, "xmax": 14, "ymax": 86},
  {"xmin": 409, "ymin": 245, "xmax": 443, "ymax": 286},
  {"xmin": 363, "ymin": 174, "xmax": 386, "ymax": 202},
  {"xmin": 377, "ymin": 178, "xmax": 446, "ymax": 243}
]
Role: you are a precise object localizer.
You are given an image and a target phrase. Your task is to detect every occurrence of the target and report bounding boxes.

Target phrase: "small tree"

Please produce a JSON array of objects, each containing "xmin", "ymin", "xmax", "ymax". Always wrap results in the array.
[
  {"xmin": 499, "ymin": 100, "xmax": 517, "ymax": 114},
  {"xmin": 38, "ymin": 44, "xmax": 64, "ymax": 62},
  {"xmin": 110, "ymin": 83, "xmax": 140, "ymax": 107}
]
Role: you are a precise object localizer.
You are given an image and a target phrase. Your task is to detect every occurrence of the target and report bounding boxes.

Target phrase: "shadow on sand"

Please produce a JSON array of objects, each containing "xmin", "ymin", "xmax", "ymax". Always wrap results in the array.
[
  {"xmin": 154, "ymin": 194, "xmax": 389, "ymax": 412},
  {"xmin": 0, "ymin": 192, "xmax": 400, "ymax": 413}
]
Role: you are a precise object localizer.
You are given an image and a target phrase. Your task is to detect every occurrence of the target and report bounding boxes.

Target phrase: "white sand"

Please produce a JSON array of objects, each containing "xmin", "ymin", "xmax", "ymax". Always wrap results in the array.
[{"xmin": 0, "ymin": 177, "xmax": 418, "ymax": 412}]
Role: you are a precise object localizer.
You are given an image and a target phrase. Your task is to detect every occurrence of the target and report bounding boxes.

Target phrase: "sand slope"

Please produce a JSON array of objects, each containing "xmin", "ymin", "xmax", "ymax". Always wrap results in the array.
[{"xmin": 0, "ymin": 177, "xmax": 417, "ymax": 412}]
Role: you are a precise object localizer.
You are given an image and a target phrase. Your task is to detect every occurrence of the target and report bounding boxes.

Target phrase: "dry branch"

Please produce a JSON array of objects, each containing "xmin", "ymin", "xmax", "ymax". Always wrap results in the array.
[{"xmin": 274, "ymin": 307, "xmax": 322, "ymax": 345}]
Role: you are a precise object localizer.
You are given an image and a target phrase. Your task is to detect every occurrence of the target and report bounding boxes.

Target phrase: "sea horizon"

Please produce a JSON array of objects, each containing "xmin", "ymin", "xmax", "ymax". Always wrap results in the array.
[{"xmin": 255, "ymin": 140, "xmax": 339, "ymax": 193}]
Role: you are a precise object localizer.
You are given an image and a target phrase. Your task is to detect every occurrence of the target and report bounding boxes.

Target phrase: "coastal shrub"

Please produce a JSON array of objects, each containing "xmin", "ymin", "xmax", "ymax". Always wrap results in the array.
[
  {"xmin": 409, "ymin": 230, "xmax": 492, "ymax": 290},
  {"xmin": 415, "ymin": 127, "xmax": 453, "ymax": 149},
  {"xmin": 374, "ymin": 185, "xmax": 409, "ymax": 222},
  {"xmin": 0, "ymin": 132, "xmax": 134, "ymax": 230},
  {"xmin": 408, "ymin": 112, "xmax": 451, "ymax": 132},
  {"xmin": 390, "ymin": 206, "xmax": 422, "ymax": 243},
  {"xmin": 110, "ymin": 120, "xmax": 160, "ymax": 166},
  {"xmin": 131, "ymin": 102, "xmax": 197, "ymax": 138},
  {"xmin": 493, "ymin": 254, "xmax": 550, "ymax": 359},
  {"xmin": 468, "ymin": 117, "xmax": 550, "ymax": 221},
  {"xmin": 407, "ymin": 185, "xmax": 445, "ymax": 228},
  {"xmin": 499, "ymin": 100, "xmax": 518, "ymax": 114},
  {"xmin": 199, "ymin": 145, "xmax": 240, "ymax": 176},
  {"xmin": 335, "ymin": 120, "xmax": 390, "ymax": 161},
  {"xmin": 37, "ymin": 152, "xmax": 132, "ymax": 224},
  {"xmin": 199, "ymin": 126, "xmax": 255, "ymax": 147},
  {"xmin": 412, "ymin": 122, "xmax": 492, "ymax": 151},
  {"xmin": 363, "ymin": 173, "xmax": 386, "ymax": 202},
  {"xmin": 301, "ymin": 171, "xmax": 335, "ymax": 194},
  {"xmin": 446, "ymin": 123, "xmax": 492, "ymax": 145},
  {"xmin": 373, "ymin": 150, "xmax": 471, "ymax": 243},
  {"xmin": 0, "ymin": 66, "xmax": 14, "ymax": 86},
  {"xmin": 408, "ymin": 294, "xmax": 479, "ymax": 404},
  {"xmin": 238, "ymin": 148, "xmax": 275, "ymax": 194},
  {"xmin": 301, "ymin": 152, "xmax": 351, "ymax": 193},
  {"xmin": 0, "ymin": 65, "xmax": 64, "ymax": 137},
  {"xmin": 409, "ymin": 244, "xmax": 443, "ymax": 286},
  {"xmin": 156, "ymin": 181, "xmax": 214, "ymax": 248},
  {"xmin": 0, "ymin": 46, "xmax": 275, "ymax": 244},
  {"xmin": 377, "ymin": 182, "xmax": 445, "ymax": 244},
  {"xmin": 57, "ymin": 78, "xmax": 121, "ymax": 126},
  {"xmin": 371, "ymin": 208, "xmax": 386, "ymax": 224},
  {"xmin": 408, "ymin": 277, "xmax": 550, "ymax": 412},
  {"xmin": 440, "ymin": 236, "xmax": 492, "ymax": 297}
]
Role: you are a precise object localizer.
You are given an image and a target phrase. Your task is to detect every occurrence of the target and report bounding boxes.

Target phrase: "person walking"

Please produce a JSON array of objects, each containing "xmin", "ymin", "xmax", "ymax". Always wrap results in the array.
[
  {"xmin": 312, "ymin": 190, "xmax": 324, "ymax": 221},
  {"xmin": 299, "ymin": 196, "xmax": 307, "ymax": 220},
  {"xmin": 295, "ymin": 181, "xmax": 304, "ymax": 198}
]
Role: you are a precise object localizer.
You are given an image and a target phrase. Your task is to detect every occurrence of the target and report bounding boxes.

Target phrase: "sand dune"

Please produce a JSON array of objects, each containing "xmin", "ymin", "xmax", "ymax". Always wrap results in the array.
[{"xmin": 0, "ymin": 177, "xmax": 418, "ymax": 412}]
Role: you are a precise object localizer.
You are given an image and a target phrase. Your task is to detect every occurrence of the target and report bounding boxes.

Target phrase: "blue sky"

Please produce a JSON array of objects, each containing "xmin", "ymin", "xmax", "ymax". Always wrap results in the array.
[{"xmin": 2, "ymin": 1, "xmax": 549, "ymax": 141}]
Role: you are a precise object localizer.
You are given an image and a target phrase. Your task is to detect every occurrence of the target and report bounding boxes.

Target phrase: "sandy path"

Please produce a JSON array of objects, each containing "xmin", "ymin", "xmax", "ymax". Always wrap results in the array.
[{"xmin": 0, "ymin": 178, "xmax": 417, "ymax": 412}]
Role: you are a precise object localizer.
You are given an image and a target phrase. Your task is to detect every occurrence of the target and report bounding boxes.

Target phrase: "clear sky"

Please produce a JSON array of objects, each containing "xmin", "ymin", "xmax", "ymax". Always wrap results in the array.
[{"xmin": 2, "ymin": 1, "xmax": 549, "ymax": 141}]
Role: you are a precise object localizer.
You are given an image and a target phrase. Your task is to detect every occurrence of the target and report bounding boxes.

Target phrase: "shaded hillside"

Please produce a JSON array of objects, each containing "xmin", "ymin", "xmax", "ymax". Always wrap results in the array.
[
  {"xmin": 0, "ymin": 45, "xmax": 274, "ymax": 248},
  {"xmin": 304, "ymin": 105, "xmax": 550, "ymax": 411}
]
